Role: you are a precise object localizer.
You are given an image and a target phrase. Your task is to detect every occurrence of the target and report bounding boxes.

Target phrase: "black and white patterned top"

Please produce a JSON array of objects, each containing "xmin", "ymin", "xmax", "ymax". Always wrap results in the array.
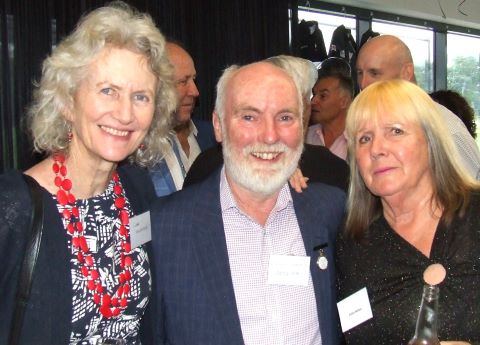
[{"xmin": 55, "ymin": 177, "xmax": 151, "ymax": 345}]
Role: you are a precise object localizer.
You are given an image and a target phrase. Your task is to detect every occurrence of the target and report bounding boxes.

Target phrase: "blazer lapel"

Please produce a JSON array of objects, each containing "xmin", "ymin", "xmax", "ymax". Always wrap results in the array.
[
  {"xmin": 292, "ymin": 188, "xmax": 337, "ymax": 345},
  {"xmin": 191, "ymin": 171, "xmax": 244, "ymax": 344}
]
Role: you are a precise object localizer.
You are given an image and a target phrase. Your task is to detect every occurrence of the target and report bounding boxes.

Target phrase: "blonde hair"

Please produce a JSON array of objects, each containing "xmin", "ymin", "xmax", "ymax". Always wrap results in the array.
[
  {"xmin": 345, "ymin": 79, "xmax": 479, "ymax": 239},
  {"xmin": 28, "ymin": 1, "xmax": 177, "ymax": 167}
]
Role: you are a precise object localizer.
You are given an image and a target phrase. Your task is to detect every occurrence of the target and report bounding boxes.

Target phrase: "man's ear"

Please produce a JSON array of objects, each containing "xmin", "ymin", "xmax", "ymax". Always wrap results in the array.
[
  {"xmin": 339, "ymin": 94, "xmax": 350, "ymax": 110},
  {"xmin": 212, "ymin": 111, "xmax": 223, "ymax": 143},
  {"xmin": 401, "ymin": 62, "xmax": 415, "ymax": 82},
  {"xmin": 339, "ymin": 89, "xmax": 354, "ymax": 110}
]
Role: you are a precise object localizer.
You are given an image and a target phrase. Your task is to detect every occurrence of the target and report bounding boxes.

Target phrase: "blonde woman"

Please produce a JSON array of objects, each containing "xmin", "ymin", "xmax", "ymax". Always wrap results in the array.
[{"xmin": 336, "ymin": 79, "xmax": 480, "ymax": 344}]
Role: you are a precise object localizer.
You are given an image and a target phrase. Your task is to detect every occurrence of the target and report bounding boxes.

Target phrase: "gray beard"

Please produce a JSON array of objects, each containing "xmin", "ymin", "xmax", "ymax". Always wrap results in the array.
[{"xmin": 222, "ymin": 137, "xmax": 303, "ymax": 197}]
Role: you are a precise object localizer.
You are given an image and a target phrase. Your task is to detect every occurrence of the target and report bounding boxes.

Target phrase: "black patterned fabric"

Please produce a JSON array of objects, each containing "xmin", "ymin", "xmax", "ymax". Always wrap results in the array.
[
  {"xmin": 0, "ymin": 165, "xmax": 155, "ymax": 345},
  {"xmin": 336, "ymin": 191, "xmax": 480, "ymax": 344},
  {"xmin": 55, "ymin": 178, "xmax": 151, "ymax": 344}
]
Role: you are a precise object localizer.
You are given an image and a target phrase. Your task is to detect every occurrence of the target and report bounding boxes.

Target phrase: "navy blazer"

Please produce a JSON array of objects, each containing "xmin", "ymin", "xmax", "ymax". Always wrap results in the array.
[{"xmin": 151, "ymin": 168, "xmax": 346, "ymax": 345}]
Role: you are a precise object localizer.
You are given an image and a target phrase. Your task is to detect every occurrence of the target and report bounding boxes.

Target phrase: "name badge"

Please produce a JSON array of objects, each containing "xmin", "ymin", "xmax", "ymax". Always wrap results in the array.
[
  {"xmin": 129, "ymin": 211, "xmax": 151, "ymax": 249},
  {"xmin": 337, "ymin": 287, "xmax": 373, "ymax": 332},
  {"xmin": 267, "ymin": 255, "xmax": 310, "ymax": 286}
]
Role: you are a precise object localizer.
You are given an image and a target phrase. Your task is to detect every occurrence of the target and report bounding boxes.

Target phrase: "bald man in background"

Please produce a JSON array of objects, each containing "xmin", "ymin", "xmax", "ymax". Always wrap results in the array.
[
  {"xmin": 149, "ymin": 42, "xmax": 216, "ymax": 196},
  {"xmin": 356, "ymin": 35, "xmax": 480, "ymax": 179}
]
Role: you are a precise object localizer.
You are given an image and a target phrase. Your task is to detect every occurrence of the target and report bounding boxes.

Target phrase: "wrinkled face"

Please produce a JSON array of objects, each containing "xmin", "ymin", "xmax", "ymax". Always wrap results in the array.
[
  {"xmin": 354, "ymin": 112, "xmax": 432, "ymax": 200},
  {"xmin": 66, "ymin": 47, "xmax": 156, "ymax": 165},
  {"xmin": 310, "ymin": 77, "xmax": 348, "ymax": 125},
  {"xmin": 214, "ymin": 64, "xmax": 303, "ymax": 196},
  {"xmin": 356, "ymin": 46, "xmax": 403, "ymax": 90},
  {"xmin": 167, "ymin": 44, "xmax": 199, "ymax": 126}
]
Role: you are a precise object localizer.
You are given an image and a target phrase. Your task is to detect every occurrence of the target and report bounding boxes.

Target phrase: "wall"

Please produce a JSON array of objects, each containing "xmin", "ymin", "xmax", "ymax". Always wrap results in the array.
[{"xmin": 319, "ymin": 0, "xmax": 480, "ymax": 30}]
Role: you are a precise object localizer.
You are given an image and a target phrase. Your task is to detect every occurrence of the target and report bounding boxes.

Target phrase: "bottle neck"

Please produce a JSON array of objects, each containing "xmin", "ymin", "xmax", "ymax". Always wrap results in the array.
[{"xmin": 412, "ymin": 285, "xmax": 440, "ymax": 342}]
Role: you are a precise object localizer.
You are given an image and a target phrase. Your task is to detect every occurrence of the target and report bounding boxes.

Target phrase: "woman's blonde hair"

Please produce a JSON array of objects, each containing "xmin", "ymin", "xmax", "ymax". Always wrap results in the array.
[
  {"xmin": 345, "ymin": 79, "xmax": 479, "ymax": 239},
  {"xmin": 28, "ymin": 1, "xmax": 177, "ymax": 167}
]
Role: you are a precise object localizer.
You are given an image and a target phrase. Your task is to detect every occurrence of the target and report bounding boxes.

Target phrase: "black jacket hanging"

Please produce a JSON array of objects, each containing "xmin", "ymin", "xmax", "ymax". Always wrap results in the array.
[
  {"xmin": 328, "ymin": 24, "xmax": 357, "ymax": 66},
  {"xmin": 359, "ymin": 28, "xmax": 380, "ymax": 50},
  {"xmin": 298, "ymin": 19, "xmax": 327, "ymax": 62},
  {"xmin": 329, "ymin": 24, "xmax": 359, "ymax": 95}
]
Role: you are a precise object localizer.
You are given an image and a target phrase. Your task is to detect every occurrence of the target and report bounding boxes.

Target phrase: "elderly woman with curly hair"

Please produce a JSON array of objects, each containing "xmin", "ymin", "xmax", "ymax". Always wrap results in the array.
[
  {"xmin": 336, "ymin": 79, "xmax": 480, "ymax": 345},
  {"xmin": 0, "ymin": 2, "xmax": 176, "ymax": 344}
]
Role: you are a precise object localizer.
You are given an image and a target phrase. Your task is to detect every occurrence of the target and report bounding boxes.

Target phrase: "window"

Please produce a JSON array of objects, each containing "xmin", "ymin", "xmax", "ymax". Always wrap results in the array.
[
  {"xmin": 372, "ymin": 20, "xmax": 434, "ymax": 92},
  {"xmin": 447, "ymin": 32, "xmax": 480, "ymax": 145}
]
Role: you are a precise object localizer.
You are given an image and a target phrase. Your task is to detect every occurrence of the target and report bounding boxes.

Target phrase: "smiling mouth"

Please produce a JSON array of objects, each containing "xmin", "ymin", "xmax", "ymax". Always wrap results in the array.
[
  {"xmin": 100, "ymin": 125, "xmax": 129, "ymax": 137},
  {"xmin": 251, "ymin": 152, "xmax": 282, "ymax": 160}
]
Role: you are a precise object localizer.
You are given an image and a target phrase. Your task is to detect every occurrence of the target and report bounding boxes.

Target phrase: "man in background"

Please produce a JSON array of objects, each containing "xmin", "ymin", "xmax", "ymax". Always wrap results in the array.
[
  {"xmin": 306, "ymin": 57, "xmax": 354, "ymax": 161},
  {"xmin": 149, "ymin": 41, "xmax": 215, "ymax": 196}
]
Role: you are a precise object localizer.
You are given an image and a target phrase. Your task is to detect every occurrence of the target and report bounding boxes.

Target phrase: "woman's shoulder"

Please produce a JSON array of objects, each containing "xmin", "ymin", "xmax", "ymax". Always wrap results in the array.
[
  {"xmin": 0, "ymin": 168, "xmax": 24, "ymax": 181},
  {"xmin": 470, "ymin": 189, "xmax": 480, "ymax": 202},
  {"xmin": 0, "ymin": 170, "xmax": 33, "ymax": 245},
  {"xmin": 464, "ymin": 189, "xmax": 480, "ymax": 219},
  {"xmin": 0, "ymin": 169, "xmax": 30, "ymax": 201},
  {"xmin": 459, "ymin": 189, "xmax": 480, "ymax": 217}
]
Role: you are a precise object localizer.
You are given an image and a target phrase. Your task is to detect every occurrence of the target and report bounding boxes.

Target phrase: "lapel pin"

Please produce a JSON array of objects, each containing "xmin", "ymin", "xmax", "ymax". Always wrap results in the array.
[{"xmin": 313, "ymin": 243, "xmax": 328, "ymax": 270}]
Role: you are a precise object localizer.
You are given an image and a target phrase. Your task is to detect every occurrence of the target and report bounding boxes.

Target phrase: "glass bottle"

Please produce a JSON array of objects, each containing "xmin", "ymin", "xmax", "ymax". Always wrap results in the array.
[{"xmin": 407, "ymin": 284, "xmax": 440, "ymax": 345}]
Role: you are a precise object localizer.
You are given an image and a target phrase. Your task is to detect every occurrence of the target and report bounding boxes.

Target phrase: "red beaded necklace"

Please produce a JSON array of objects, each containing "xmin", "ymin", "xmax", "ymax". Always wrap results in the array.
[{"xmin": 52, "ymin": 153, "xmax": 132, "ymax": 318}]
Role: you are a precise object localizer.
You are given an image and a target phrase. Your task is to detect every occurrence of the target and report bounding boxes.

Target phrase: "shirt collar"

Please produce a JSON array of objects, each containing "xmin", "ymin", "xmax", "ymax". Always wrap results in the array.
[{"xmin": 190, "ymin": 119, "xmax": 198, "ymax": 137}]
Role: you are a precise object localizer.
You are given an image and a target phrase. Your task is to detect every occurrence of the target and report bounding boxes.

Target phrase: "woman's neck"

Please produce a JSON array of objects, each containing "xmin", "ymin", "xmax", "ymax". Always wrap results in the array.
[
  {"xmin": 382, "ymin": 189, "xmax": 442, "ymax": 257},
  {"xmin": 63, "ymin": 153, "xmax": 117, "ymax": 199},
  {"xmin": 25, "ymin": 151, "xmax": 117, "ymax": 199}
]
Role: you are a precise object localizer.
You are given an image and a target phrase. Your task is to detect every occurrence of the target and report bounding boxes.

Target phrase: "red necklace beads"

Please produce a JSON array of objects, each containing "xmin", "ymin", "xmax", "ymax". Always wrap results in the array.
[{"xmin": 52, "ymin": 153, "xmax": 132, "ymax": 318}]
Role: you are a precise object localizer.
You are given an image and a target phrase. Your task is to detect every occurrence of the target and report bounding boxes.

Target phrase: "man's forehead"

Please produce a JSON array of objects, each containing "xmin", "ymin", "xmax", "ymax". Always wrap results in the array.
[
  {"xmin": 358, "ymin": 52, "xmax": 400, "ymax": 74},
  {"xmin": 230, "ymin": 71, "xmax": 289, "ymax": 94},
  {"xmin": 359, "ymin": 39, "xmax": 398, "ymax": 63},
  {"xmin": 228, "ymin": 80, "xmax": 298, "ymax": 112},
  {"xmin": 167, "ymin": 45, "xmax": 195, "ymax": 72}
]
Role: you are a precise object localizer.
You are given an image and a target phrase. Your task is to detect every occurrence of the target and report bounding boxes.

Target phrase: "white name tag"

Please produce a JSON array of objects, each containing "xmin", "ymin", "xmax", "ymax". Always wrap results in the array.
[
  {"xmin": 129, "ymin": 211, "xmax": 151, "ymax": 249},
  {"xmin": 337, "ymin": 287, "xmax": 373, "ymax": 332},
  {"xmin": 267, "ymin": 255, "xmax": 310, "ymax": 286}
]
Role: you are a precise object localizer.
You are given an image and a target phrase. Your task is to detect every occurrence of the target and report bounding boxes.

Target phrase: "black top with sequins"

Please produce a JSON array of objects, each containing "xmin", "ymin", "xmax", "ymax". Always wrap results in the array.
[{"xmin": 336, "ymin": 191, "xmax": 480, "ymax": 345}]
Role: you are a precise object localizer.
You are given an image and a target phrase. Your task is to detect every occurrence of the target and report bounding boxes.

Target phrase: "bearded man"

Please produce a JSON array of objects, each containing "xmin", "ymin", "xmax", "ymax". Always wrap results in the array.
[{"xmin": 150, "ymin": 61, "xmax": 346, "ymax": 345}]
